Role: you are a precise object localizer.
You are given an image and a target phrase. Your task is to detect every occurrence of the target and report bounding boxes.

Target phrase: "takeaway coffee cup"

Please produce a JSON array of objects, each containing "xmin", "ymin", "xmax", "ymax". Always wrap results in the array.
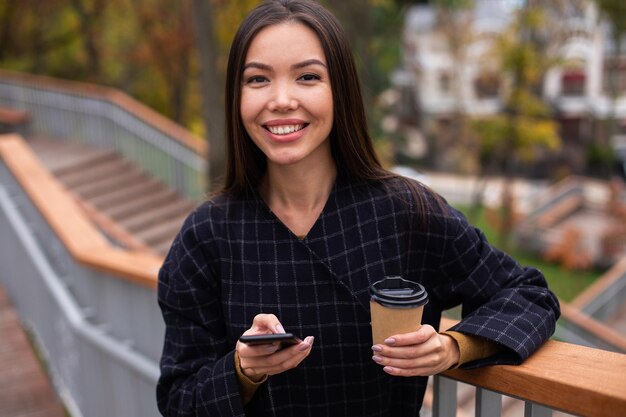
[{"xmin": 369, "ymin": 276, "xmax": 428, "ymax": 345}]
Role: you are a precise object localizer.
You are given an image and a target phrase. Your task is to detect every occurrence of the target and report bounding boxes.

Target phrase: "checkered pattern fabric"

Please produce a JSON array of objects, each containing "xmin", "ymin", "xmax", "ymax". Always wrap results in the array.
[{"xmin": 156, "ymin": 176, "xmax": 560, "ymax": 417}]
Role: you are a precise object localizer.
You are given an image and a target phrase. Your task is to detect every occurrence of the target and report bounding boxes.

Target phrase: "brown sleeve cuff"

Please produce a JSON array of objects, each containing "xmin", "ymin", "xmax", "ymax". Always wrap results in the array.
[
  {"xmin": 234, "ymin": 351, "xmax": 268, "ymax": 405},
  {"xmin": 441, "ymin": 330, "xmax": 504, "ymax": 368}
]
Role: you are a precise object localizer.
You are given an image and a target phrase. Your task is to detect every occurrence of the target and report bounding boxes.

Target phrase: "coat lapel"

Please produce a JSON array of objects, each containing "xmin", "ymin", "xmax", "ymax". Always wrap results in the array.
[{"xmin": 301, "ymin": 179, "xmax": 406, "ymax": 313}]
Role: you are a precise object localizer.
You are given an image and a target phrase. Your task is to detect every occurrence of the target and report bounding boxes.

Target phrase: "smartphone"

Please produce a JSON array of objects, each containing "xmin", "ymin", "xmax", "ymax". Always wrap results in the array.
[{"xmin": 239, "ymin": 333, "xmax": 302, "ymax": 349}]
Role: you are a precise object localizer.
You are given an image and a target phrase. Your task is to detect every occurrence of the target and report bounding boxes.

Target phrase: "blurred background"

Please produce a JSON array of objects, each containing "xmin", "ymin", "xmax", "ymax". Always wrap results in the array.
[
  {"xmin": 3, "ymin": 0, "xmax": 621, "ymax": 295},
  {"xmin": 0, "ymin": 0, "xmax": 625, "ymax": 416}
]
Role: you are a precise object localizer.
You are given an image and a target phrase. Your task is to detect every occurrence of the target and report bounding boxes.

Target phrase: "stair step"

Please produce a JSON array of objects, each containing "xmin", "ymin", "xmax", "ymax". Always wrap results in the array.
[
  {"xmin": 26, "ymin": 135, "xmax": 199, "ymax": 256},
  {"xmin": 88, "ymin": 177, "xmax": 166, "ymax": 210},
  {"xmin": 58, "ymin": 158, "xmax": 135, "ymax": 188},
  {"xmin": 154, "ymin": 239, "xmax": 177, "ymax": 255},
  {"xmin": 29, "ymin": 138, "xmax": 119, "ymax": 175},
  {"xmin": 122, "ymin": 199, "xmax": 195, "ymax": 232},
  {"xmin": 73, "ymin": 169, "xmax": 148, "ymax": 199},
  {"xmin": 135, "ymin": 214, "xmax": 188, "ymax": 246},
  {"xmin": 107, "ymin": 188, "xmax": 181, "ymax": 220}
]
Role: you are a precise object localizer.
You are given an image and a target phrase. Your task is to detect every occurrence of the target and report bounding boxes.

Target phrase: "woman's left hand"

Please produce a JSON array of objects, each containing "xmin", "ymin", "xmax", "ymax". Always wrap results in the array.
[{"xmin": 371, "ymin": 324, "xmax": 460, "ymax": 377}]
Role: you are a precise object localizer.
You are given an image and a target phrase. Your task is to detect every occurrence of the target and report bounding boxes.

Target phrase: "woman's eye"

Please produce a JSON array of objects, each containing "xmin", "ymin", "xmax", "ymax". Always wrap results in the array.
[
  {"xmin": 298, "ymin": 73, "xmax": 321, "ymax": 82},
  {"xmin": 245, "ymin": 76, "xmax": 268, "ymax": 84}
]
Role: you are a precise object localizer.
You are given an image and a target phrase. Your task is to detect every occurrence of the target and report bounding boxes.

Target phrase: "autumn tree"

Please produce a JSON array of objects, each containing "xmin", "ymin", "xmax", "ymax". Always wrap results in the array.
[
  {"xmin": 191, "ymin": 0, "xmax": 259, "ymax": 190},
  {"xmin": 68, "ymin": 0, "xmax": 107, "ymax": 80},
  {"xmin": 129, "ymin": 0, "xmax": 195, "ymax": 124},
  {"xmin": 470, "ymin": 1, "xmax": 562, "ymax": 248},
  {"xmin": 0, "ymin": 0, "xmax": 78, "ymax": 75},
  {"xmin": 432, "ymin": 0, "xmax": 474, "ymax": 169}
]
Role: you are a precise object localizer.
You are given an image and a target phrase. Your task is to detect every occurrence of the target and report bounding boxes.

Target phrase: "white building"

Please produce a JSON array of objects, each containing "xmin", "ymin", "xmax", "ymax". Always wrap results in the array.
[{"xmin": 393, "ymin": 0, "xmax": 626, "ymax": 176}]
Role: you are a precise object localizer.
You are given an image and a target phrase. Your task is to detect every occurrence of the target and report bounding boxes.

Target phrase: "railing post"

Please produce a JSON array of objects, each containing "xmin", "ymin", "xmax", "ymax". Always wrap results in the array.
[
  {"xmin": 476, "ymin": 387, "xmax": 502, "ymax": 417},
  {"xmin": 525, "ymin": 401, "xmax": 552, "ymax": 417},
  {"xmin": 432, "ymin": 375, "xmax": 457, "ymax": 417}
]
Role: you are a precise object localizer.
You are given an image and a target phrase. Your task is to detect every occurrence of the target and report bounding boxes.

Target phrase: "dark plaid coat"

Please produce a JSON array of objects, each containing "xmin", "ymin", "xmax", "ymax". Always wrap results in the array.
[{"xmin": 157, "ymin": 176, "xmax": 560, "ymax": 417}]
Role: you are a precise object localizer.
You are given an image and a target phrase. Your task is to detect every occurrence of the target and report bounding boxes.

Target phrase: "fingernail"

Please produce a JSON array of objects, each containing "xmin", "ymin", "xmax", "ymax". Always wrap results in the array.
[
  {"xmin": 383, "ymin": 366, "xmax": 394, "ymax": 374},
  {"xmin": 372, "ymin": 355, "xmax": 383, "ymax": 363},
  {"xmin": 298, "ymin": 337, "xmax": 313, "ymax": 351},
  {"xmin": 276, "ymin": 324, "xmax": 286, "ymax": 333},
  {"xmin": 371, "ymin": 345, "xmax": 382, "ymax": 352},
  {"xmin": 384, "ymin": 337, "xmax": 396, "ymax": 345}
]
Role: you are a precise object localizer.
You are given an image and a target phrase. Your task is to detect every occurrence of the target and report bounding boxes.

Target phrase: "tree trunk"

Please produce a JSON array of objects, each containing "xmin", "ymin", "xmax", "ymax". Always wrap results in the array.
[
  {"xmin": 191, "ymin": 0, "xmax": 226, "ymax": 192},
  {"xmin": 69, "ymin": 0, "xmax": 102, "ymax": 80},
  {"xmin": 170, "ymin": 52, "xmax": 190, "ymax": 125},
  {"xmin": 0, "ymin": 1, "xmax": 17, "ymax": 62},
  {"xmin": 328, "ymin": 1, "xmax": 375, "ymax": 120}
]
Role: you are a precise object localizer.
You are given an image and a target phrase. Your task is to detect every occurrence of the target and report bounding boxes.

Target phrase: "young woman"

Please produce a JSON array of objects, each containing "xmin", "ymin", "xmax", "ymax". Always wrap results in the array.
[{"xmin": 156, "ymin": 1, "xmax": 560, "ymax": 416}]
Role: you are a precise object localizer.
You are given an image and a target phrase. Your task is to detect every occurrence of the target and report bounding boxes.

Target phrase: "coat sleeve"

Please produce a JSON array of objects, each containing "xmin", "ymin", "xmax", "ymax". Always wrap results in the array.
[
  {"xmin": 427, "ymin": 205, "xmax": 561, "ymax": 368},
  {"xmin": 156, "ymin": 208, "xmax": 246, "ymax": 417}
]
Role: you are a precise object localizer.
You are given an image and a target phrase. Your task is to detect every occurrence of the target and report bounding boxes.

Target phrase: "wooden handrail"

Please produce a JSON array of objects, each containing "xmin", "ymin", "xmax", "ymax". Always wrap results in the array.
[
  {"xmin": 0, "ymin": 106, "xmax": 30, "ymax": 125},
  {"xmin": 0, "ymin": 134, "xmax": 161, "ymax": 288},
  {"xmin": 440, "ymin": 318, "xmax": 626, "ymax": 417},
  {"xmin": 0, "ymin": 69, "xmax": 207, "ymax": 156},
  {"xmin": 571, "ymin": 257, "xmax": 626, "ymax": 309}
]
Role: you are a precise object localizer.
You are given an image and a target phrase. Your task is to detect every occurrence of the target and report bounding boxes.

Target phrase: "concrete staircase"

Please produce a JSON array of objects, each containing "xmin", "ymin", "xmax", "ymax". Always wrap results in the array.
[{"xmin": 27, "ymin": 136, "xmax": 197, "ymax": 255}]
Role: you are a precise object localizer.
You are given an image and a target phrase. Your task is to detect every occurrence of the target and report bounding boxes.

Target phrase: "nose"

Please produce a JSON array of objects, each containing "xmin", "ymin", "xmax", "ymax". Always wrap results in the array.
[{"xmin": 268, "ymin": 82, "xmax": 298, "ymax": 112}]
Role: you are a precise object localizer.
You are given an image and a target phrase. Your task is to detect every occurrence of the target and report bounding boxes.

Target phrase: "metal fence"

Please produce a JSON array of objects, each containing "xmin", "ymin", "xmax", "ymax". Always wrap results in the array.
[
  {"xmin": 0, "ymin": 160, "xmax": 162, "ymax": 417},
  {"xmin": 0, "ymin": 74, "xmax": 206, "ymax": 200}
]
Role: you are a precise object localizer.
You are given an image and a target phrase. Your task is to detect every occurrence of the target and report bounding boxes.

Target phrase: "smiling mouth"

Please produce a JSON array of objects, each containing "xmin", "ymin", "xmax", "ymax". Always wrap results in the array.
[{"xmin": 264, "ymin": 124, "xmax": 307, "ymax": 135}]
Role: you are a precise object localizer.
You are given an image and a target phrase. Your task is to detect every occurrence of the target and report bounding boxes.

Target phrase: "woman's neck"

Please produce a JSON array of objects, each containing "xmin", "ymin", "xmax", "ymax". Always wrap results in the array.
[
  {"xmin": 262, "ymin": 159, "xmax": 337, "ymax": 211},
  {"xmin": 259, "ymin": 158, "xmax": 337, "ymax": 237}
]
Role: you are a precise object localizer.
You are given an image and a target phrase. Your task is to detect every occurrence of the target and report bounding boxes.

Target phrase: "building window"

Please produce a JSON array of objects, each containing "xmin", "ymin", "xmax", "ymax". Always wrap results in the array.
[
  {"xmin": 603, "ymin": 57, "xmax": 626, "ymax": 95},
  {"xmin": 474, "ymin": 72, "xmax": 500, "ymax": 99},
  {"xmin": 561, "ymin": 69, "xmax": 586, "ymax": 96},
  {"xmin": 439, "ymin": 71, "xmax": 452, "ymax": 95},
  {"xmin": 559, "ymin": 117, "xmax": 582, "ymax": 143}
]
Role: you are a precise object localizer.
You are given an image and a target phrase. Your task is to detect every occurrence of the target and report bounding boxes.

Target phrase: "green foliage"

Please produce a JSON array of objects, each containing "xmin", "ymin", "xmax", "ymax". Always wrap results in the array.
[
  {"xmin": 587, "ymin": 142, "xmax": 616, "ymax": 168},
  {"xmin": 595, "ymin": 0, "xmax": 626, "ymax": 34},
  {"xmin": 470, "ymin": 3, "xmax": 563, "ymax": 171},
  {"xmin": 433, "ymin": 0, "xmax": 473, "ymax": 9},
  {"xmin": 214, "ymin": 0, "xmax": 261, "ymax": 50},
  {"xmin": 0, "ymin": 0, "xmax": 407, "ymax": 140},
  {"xmin": 471, "ymin": 115, "xmax": 560, "ymax": 163}
]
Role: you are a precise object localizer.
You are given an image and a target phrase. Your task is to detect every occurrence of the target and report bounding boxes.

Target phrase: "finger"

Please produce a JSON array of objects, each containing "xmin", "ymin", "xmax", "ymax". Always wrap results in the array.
[
  {"xmin": 383, "ymin": 325, "xmax": 436, "ymax": 347},
  {"xmin": 382, "ymin": 365, "xmax": 431, "ymax": 377},
  {"xmin": 254, "ymin": 347, "xmax": 312, "ymax": 376},
  {"xmin": 245, "ymin": 336, "xmax": 314, "ymax": 375},
  {"xmin": 376, "ymin": 356, "xmax": 446, "ymax": 377},
  {"xmin": 373, "ymin": 351, "xmax": 441, "ymax": 369},
  {"xmin": 238, "ymin": 340, "xmax": 281, "ymax": 358},
  {"xmin": 380, "ymin": 354, "xmax": 451, "ymax": 377},
  {"xmin": 250, "ymin": 313, "xmax": 285, "ymax": 334}
]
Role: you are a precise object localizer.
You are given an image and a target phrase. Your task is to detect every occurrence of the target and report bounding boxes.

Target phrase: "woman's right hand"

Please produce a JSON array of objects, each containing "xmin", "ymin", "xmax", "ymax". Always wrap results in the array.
[{"xmin": 236, "ymin": 314, "xmax": 314, "ymax": 382}]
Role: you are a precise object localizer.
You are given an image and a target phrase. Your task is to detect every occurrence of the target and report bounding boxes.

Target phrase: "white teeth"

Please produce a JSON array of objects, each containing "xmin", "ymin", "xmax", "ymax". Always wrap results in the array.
[{"xmin": 267, "ymin": 124, "xmax": 304, "ymax": 135}]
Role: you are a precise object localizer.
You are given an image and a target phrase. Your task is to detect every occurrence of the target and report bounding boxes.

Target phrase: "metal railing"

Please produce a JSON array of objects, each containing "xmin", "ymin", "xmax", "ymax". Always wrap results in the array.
[
  {"xmin": 0, "ymin": 70, "xmax": 207, "ymax": 200},
  {"xmin": 0, "ymin": 158, "xmax": 162, "ymax": 417}
]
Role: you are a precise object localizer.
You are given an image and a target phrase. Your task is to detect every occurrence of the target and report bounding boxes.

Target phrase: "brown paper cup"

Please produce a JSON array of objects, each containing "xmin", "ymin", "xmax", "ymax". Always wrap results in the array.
[{"xmin": 370, "ymin": 300, "xmax": 424, "ymax": 345}]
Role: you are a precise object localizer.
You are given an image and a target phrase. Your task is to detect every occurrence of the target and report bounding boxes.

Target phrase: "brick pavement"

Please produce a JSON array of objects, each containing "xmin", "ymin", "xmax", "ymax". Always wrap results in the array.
[{"xmin": 0, "ymin": 286, "xmax": 66, "ymax": 417}]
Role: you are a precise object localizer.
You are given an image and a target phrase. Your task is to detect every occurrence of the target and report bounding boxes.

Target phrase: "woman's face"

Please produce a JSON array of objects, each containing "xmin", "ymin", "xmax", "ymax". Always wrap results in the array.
[{"xmin": 240, "ymin": 22, "xmax": 334, "ymax": 169}]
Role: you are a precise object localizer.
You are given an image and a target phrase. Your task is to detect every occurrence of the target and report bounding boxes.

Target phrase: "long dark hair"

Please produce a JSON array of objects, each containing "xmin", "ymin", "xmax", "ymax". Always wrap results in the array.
[{"xmin": 218, "ymin": 0, "xmax": 440, "ymax": 224}]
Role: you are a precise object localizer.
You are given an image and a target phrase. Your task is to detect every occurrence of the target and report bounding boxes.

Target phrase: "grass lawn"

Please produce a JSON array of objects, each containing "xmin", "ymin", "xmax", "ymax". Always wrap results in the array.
[{"xmin": 454, "ymin": 204, "xmax": 605, "ymax": 303}]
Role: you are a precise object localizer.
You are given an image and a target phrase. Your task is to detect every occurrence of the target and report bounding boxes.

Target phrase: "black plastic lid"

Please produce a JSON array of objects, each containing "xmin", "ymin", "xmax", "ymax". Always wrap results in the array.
[{"xmin": 369, "ymin": 276, "xmax": 428, "ymax": 308}]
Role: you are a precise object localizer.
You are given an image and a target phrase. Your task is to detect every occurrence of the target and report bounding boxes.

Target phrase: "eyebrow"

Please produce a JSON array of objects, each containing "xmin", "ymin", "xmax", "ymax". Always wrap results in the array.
[{"xmin": 243, "ymin": 59, "xmax": 327, "ymax": 72}]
